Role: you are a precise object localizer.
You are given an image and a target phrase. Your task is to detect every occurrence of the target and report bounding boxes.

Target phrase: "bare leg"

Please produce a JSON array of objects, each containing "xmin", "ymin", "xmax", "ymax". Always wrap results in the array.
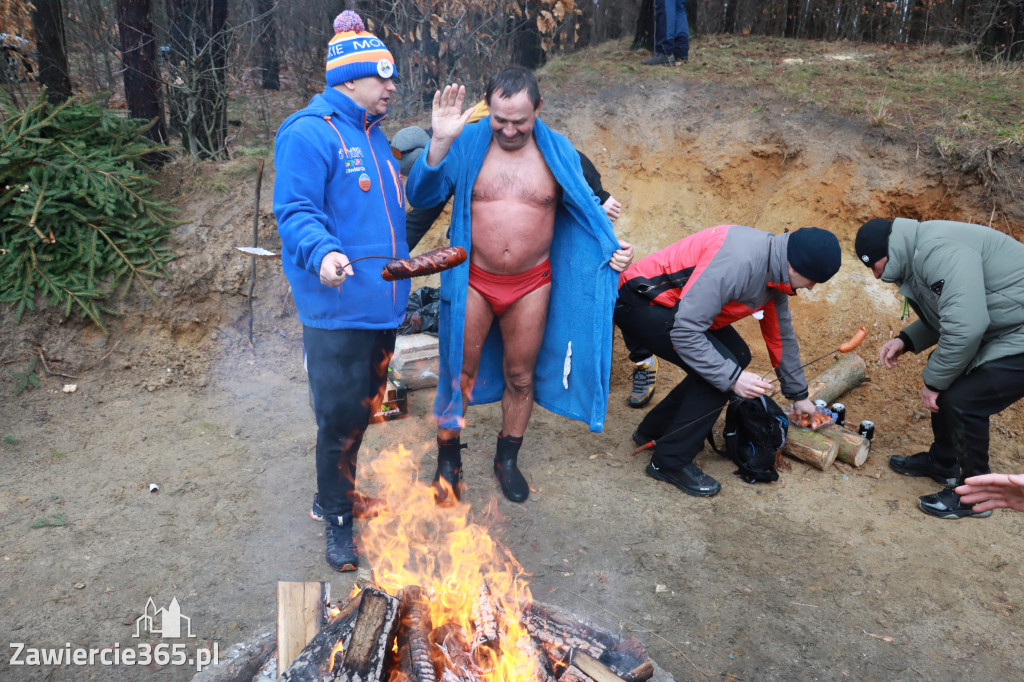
[
  {"xmin": 497, "ymin": 282, "xmax": 550, "ymax": 437},
  {"xmin": 491, "ymin": 283, "xmax": 549, "ymax": 503},
  {"xmin": 438, "ymin": 286, "xmax": 494, "ymax": 441},
  {"xmin": 434, "ymin": 287, "xmax": 495, "ymax": 505}
]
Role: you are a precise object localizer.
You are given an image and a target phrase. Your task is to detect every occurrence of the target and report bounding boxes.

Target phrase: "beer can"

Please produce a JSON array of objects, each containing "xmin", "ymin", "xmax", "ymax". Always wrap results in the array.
[
  {"xmin": 858, "ymin": 420, "xmax": 875, "ymax": 441},
  {"xmin": 813, "ymin": 399, "xmax": 828, "ymax": 411},
  {"xmin": 831, "ymin": 403, "xmax": 846, "ymax": 426}
]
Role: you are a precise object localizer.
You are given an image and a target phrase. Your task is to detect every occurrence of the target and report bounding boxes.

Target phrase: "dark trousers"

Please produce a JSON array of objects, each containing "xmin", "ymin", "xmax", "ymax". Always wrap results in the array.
[
  {"xmin": 927, "ymin": 353, "xmax": 1024, "ymax": 483},
  {"xmin": 615, "ymin": 286, "xmax": 750, "ymax": 469},
  {"xmin": 654, "ymin": 0, "xmax": 689, "ymax": 59},
  {"xmin": 303, "ymin": 326, "xmax": 395, "ymax": 519}
]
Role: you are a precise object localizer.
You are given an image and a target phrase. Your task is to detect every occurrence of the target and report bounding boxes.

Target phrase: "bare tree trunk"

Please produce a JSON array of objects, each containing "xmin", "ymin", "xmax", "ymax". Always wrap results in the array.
[
  {"xmin": 164, "ymin": 0, "xmax": 229, "ymax": 159},
  {"xmin": 116, "ymin": 0, "xmax": 168, "ymax": 152},
  {"xmin": 257, "ymin": 0, "xmax": 279, "ymax": 90},
  {"xmin": 32, "ymin": 0, "xmax": 73, "ymax": 103},
  {"xmin": 632, "ymin": 0, "xmax": 655, "ymax": 50},
  {"xmin": 724, "ymin": 0, "xmax": 738, "ymax": 34}
]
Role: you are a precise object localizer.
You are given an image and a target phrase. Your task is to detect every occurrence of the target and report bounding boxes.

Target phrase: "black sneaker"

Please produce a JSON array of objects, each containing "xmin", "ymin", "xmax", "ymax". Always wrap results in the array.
[
  {"xmin": 325, "ymin": 513, "xmax": 358, "ymax": 572},
  {"xmin": 646, "ymin": 460, "xmax": 721, "ymax": 497},
  {"xmin": 889, "ymin": 452, "xmax": 958, "ymax": 487},
  {"xmin": 918, "ymin": 488, "xmax": 992, "ymax": 519},
  {"xmin": 628, "ymin": 358, "xmax": 658, "ymax": 408},
  {"xmin": 641, "ymin": 53, "xmax": 675, "ymax": 66}
]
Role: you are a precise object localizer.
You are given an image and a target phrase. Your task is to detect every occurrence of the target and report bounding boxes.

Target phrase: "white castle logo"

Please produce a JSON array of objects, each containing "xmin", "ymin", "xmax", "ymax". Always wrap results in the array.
[{"xmin": 133, "ymin": 597, "xmax": 195, "ymax": 639}]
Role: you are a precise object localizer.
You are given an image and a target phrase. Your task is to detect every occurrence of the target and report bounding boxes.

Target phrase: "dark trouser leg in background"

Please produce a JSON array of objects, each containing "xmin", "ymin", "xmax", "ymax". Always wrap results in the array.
[
  {"xmin": 304, "ymin": 326, "xmax": 394, "ymax": 570},
  {"xmin": 932, "ymin": 353, "xmax": 1024, "ymax": 483}
]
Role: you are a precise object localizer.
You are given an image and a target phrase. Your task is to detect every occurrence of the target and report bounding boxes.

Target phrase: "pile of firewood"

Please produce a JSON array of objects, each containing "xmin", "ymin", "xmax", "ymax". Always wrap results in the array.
[{"xmin": 279, "ymin": 583, "xmax": 664, "ymax": 682}]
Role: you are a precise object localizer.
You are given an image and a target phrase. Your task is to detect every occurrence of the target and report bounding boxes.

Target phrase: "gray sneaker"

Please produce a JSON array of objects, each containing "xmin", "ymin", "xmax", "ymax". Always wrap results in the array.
[
  {"xmin": 628, "ymin": 358, "xmax": 658, "ymax": 408},
  {"xmin": 641, "ymin": 53, "xmax": 675, "ymax": 66}
]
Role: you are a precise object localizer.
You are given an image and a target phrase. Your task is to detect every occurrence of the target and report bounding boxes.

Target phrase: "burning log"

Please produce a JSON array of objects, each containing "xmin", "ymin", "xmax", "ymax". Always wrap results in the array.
[
  {"xmin": 624, "ymin": 661, "xmax": 655, "ymax": 682},
  {"xmin": 514, "ymin": 634, "xmax": 556, "ymax": 682},
  {"xmin": 429, "ymin": 623, "xmax": 482, "ymax": 682},
  {"xmin": 280, "ymin": 592, "xmax": 362, "ymax": 682},
  {"xmin": 472, "ymin": 582, "xmax": 499, "ymax": 648},
  {"xmin": 334, "ymin": 587, "xmax": 401, "ymax": 682},
  {"xmin": 561, "ymin": 666, "xmax": 597, "ymax": 682},
  {"xmin": 524, "ymin": 601, "xmax": 617, "ymax": 661},
  {"xmin": 397, "ymin": 586, "xmax": 435, "ymax": 682},
  {"xmin": 567, "ymin": 649, "xmax": 633, "ymax": 682}
]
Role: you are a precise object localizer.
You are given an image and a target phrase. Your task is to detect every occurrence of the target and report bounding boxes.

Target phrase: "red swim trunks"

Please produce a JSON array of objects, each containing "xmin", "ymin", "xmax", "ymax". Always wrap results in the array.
[{"xmin": 468, "ymin": 259, "xmax": 552, "ymax": 317}]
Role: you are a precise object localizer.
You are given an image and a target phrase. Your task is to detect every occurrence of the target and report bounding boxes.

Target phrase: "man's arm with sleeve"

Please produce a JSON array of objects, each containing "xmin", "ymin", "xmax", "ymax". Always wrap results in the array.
[
  {"xmin": 274, "ymin": 124, "xmax": 344, "ymax": 278},
  {"xmin": 668, "ymin": 255, "xmax": 743, "ymax": 392},
  {"xmin": 765, "ymin": 295, "xmax": 809, "ymax": 400}
]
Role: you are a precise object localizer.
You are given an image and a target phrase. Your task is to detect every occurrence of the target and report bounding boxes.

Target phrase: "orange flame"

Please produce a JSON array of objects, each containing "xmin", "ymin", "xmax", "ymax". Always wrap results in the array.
[
  {"xmin": 360, "ymin": 444, "xmax": 537, "ymax": 680},
  {"xmin": 327, "ymin": 638, "xmax": 345, "ymax": 674}
]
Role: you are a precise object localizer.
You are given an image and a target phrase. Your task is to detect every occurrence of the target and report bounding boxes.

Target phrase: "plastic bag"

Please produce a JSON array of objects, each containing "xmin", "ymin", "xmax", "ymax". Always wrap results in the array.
[{"xmin": 398, "ymin": 286, "xmax": 440, "ymax": 335}]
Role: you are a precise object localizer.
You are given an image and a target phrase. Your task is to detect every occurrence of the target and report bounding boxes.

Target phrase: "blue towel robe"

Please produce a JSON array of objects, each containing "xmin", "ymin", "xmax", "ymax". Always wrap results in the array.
[{"xmin": 405, "ymin": 118, "xmax": 620, "ymax": 432}]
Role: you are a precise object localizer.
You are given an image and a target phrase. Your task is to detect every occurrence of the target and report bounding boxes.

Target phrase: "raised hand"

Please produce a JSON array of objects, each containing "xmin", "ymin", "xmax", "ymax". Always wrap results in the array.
[
  {"xmin": 431, "ymin": 85, "xmax": 474, "ymax": 142},
  {"xmin": 427, "ymin": 84, "xmax": 476, "ymax": 166}
]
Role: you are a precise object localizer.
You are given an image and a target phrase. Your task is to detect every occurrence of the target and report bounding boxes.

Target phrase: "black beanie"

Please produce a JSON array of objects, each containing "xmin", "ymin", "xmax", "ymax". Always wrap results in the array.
[
  {"xmin": 854, "ymin": 219, "xmax": 893, "ymax": 267},
  {"xmin": 787, "ymin": 227, "xmax": 841, "ymax": 283}
]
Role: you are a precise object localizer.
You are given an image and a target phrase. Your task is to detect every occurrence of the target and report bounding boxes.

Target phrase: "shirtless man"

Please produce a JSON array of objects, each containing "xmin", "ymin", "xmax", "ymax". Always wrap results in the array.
[{"xmin": 406, "ymin": 68, "xmax": 633, "ymax": 504}]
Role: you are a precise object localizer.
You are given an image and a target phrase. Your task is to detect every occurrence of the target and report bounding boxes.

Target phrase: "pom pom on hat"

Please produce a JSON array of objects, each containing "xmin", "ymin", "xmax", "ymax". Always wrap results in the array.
[
  {"xmin": 326, "ymin": 11, "xmax": 395, "ymax": 87},
  {"xmin": 334, "ymin": 10, "xmax": 364, "ymax": 33}
]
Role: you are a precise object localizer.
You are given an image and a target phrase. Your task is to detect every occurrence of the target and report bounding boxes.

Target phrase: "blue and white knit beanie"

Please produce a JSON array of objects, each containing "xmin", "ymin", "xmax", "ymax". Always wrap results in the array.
[{"xmin": 326, "ymin": 11, "xmax": 396, "ymax": 86}]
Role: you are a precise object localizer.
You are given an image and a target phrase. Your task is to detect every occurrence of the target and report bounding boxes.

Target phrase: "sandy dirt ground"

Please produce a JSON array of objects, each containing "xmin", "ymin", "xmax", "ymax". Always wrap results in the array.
[{"xmin": 3, "ymin": 62, "xmax": 1024, "ymax": 682}]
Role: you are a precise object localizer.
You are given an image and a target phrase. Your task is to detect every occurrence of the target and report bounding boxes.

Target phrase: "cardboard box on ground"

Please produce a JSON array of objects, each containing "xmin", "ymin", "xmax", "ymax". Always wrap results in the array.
[{"xmin": 370, "ymin": 333, "xmax": 440, "ymax": 423}]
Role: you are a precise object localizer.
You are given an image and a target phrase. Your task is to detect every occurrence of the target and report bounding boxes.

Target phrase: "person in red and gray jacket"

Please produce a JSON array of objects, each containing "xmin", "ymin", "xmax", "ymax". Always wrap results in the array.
[{"xmin": 614, "ymin": 225, "xmax": 841, "ymax": 496}]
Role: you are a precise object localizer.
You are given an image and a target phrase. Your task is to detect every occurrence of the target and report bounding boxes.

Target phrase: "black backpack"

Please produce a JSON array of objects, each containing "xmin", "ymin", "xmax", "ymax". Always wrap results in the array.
[{"xmin": 708, "ymin": 395, "xmax": 789, "ymax": 484}]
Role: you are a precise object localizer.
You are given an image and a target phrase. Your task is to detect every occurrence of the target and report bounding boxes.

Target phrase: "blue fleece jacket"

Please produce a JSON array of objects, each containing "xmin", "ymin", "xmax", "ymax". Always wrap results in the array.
[
  {"xmin": 274, "ymin": 87, "xmax": 409, "ymax": 329},
  {"xmin": 405, "ymin": 118, "xmax": 620, "ymax": 432}
]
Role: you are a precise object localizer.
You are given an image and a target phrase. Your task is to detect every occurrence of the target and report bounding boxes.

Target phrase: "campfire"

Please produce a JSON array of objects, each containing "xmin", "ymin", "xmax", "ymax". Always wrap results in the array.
[{"xmin": 278, "ymin": 445, "xmax": 660, "ymax": 682}]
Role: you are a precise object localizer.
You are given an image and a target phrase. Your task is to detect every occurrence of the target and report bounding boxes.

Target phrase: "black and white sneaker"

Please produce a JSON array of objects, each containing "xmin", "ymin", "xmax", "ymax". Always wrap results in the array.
[{"xmin": 918, "ymin": 488, "xmax": 992, "ymax": 519}]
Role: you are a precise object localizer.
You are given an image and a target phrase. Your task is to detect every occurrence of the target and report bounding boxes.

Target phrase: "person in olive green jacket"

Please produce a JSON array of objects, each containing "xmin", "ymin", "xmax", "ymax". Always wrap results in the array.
[{"xmin": 855, "ymin": 217, "xmax": 1024, "ymax": 519}]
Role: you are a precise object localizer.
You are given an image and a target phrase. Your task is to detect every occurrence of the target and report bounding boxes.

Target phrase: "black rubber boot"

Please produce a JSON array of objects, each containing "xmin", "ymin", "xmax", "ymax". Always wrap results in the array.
[
  {"xmin": 432, "ymin": 436, "xmax": 466, "ymax": 506},
  {"xmin": 494, "ymin": 433, "xmax": 529, "ymax": 502}
]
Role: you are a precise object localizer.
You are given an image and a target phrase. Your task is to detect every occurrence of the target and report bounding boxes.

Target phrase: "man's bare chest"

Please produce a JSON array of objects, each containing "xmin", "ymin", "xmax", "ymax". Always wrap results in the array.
[{"xmin": 472, "ymin": 156, "xmax": 559, "ymax": 206}]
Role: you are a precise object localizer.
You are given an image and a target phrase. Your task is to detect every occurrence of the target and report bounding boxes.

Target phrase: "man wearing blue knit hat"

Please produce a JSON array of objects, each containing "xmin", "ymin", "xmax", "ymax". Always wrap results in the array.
[
  {"xmin": 614, "ymin": 225, "xmax": 842, "ymax": 496},
  {"xmin": 273, "ymin": 11, "xmax": 406, "ymax": 572}
]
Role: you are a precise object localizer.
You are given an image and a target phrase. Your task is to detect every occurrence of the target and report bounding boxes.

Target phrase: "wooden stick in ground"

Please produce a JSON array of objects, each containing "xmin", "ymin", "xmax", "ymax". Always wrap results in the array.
[
  {"xmin": 276, "ymin": 581, "xmax": 329, "ymax": 677},
  {"xmin": 334, "ymin": 586, "xmax": 401, "ymax": 682},
  {"xmin": 247, "ymin": 157, "xmax": 265, "ymax": 347},
  {"xmin": 806, "ymin": 352, "xmax": 867, "ymax": 405},
  {"xmin": 818, "ymin": 424, "xmax": 871, "ymax": 467},
  {"xmin": 784, "ymin": 426, "xmax": 839, "ymax": 470},
  {"xmin": 279, "ymin": 592, "xmax": 362, "ymax": 682},
  {"xmin": 397, "ymin": 586, "xmax": 435, "ymax": 682}
]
